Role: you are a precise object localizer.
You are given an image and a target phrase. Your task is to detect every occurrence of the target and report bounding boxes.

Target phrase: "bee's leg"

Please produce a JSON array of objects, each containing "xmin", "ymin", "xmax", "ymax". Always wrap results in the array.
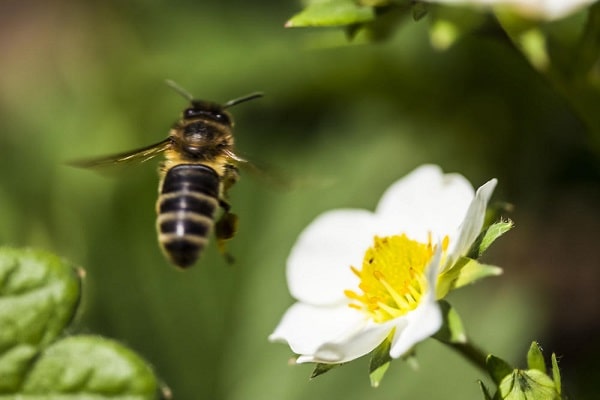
[
  {"xmin": 216, "ymin": 164, "xmax": 240, "ymax": 263},
  {"xmin": 215, "ymin": 209, "xmax": 238, "ymax": 264}
]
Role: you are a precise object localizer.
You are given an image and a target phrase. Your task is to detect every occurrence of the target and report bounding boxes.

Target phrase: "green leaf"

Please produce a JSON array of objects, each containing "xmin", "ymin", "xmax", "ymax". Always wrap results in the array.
[
  {"xmin": 344, "ymin": 2, "xmax": 412, "ymax": 42},
  {"xmin": 286, "ymin": 0, "xmax": 376, "ymax": 27},
  {"xmin": 551, "ymin": 353, "xmax": 561, "ymax": 395},
  {"xmin": 20, "ymin": 335, "xmax": 159, "ymax": 399},
  {"xmin": 0, "ymin": 248, "xmax": 164, "ymax": 398},
  {"xmin": 486, "ymin": 354, "xmax": 513, "ymax": 385},
  {"xmin": 577, "ymin": 2, "xmax": 600, "ymax": 77},
  {"xmin": 0, "ymin": 247, "xmax": 81, "ymax": 392},
  {"xmin": 369, "ymin": 334, "xmax": 393, "ymax": 387},
  {"xmin": 432, "ymin": 300, "xmax": 467, "ymax": 344},
  {"xmin": 0, "ymin": 345, "xmax": 38, "ymax": 392},
  {"xmin": 468, "ymin": 219, "xmax": 514, "ymax": 259},
  {"xmin": 310, "ymin": 362, "xmax": 341, "ymax": 379},
  {"xmin": 412, "ymin": 1, "xmax": 428, "ymax": 21},
  {"xmin": 527, "ymin": 341, "xmax": 546, "ymax": 373},
  {"xmin": 494, "ymin": 11, "xmax": 551, "ymax": 72},
  {"xmin": 427, "ymin": 4, "xmax": 489, "ymax": 50},
  {"xmin": 357, "ymin": 0, "xmax": 390, "ymax": 6}
]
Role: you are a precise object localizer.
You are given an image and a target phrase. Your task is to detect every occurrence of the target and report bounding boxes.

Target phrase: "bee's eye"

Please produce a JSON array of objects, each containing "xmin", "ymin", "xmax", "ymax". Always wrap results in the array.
[
  {"xmin": 182, "ymin": 106, "xmax": 231, "ymax": 125},
  {"xmin": 213, "ymin": 112, "xmax": 230, "ymax": 124},
  {"xmin": 183, "ymin": 108, "xmax": 198, "ymax": 119}
]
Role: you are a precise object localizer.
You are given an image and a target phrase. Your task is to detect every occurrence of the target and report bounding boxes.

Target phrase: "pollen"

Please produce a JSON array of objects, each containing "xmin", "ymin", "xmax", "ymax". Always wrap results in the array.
[{"xmin": 345, "ymin": 234, "xmax": 443, "ymax": 323}]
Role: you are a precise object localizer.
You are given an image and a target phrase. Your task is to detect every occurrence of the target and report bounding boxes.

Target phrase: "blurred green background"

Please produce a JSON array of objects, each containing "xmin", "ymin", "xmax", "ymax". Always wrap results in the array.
[{"xmin": 0, "ymin": 0, "xmax": 598, "ymax": 398}]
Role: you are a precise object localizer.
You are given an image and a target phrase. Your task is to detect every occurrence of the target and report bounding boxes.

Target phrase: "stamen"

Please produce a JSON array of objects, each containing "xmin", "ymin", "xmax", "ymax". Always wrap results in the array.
[
  {"xmin": 375, "ymin": 274, "xmax": 409, "ymax": 311},
  {"xmin": 345, "ymin": 233, "xmax": 445, "ymax": 323}
]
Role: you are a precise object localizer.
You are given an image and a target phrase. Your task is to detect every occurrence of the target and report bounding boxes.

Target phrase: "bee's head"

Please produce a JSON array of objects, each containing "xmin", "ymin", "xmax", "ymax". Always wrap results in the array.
[
  {"xmin": 183, "ymin": 101, "xmax": 233, "ymax": 126},
  {"xmin": 165, "ymin": 80, "xmax": 263, "ymax": 158},
  {"xmin": 166, "ymin": 79, "xmax": 263, "ymax": 127}
]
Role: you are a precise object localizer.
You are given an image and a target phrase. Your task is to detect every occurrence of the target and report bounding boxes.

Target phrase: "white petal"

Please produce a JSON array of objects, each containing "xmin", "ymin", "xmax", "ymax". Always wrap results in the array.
[
  {"xmin": 287, "ymin": 209, "xmax": 377, "ymax": 305},
  {"xmin": 268, "ymin": 302, "xmax": 369, "ymax": 359},
  {"xmin": 424, "ymin": 0, "xmax": 594, "ymax": 20},
  {"xmin": 390, "ymin": 296, "xmax": 442, "ymax": 358},
  {"xmin": 299, "ymin": 320, "xmax": 398, "ymax": 364},
  {"xmin": 390, "ymin": 244, "xmax": 443, "ymax": 358},
  {"xmin": 445, "ymin": 178, "xmax": 497, "ymax": 269},
  {"xmin": 528, "ymin": 0, "xmax": 596, "ymax": 19},
  {"xmin": 376, "ymin": 165, "xmax": 474, "ymax": 241}
]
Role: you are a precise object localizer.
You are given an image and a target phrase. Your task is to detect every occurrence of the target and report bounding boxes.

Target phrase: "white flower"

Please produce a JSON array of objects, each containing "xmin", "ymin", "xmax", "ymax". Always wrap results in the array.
[
  {"xmin": 424, "ymin": 0, "xmax": 596, "ymax": 20},
  {"xmin": 269, "ymin": 165, "xmax": 497, "ymax": 364}
]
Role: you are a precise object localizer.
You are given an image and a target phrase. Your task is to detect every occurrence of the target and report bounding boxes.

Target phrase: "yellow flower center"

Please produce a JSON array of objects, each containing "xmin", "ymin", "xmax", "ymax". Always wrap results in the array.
[{"xmin": 345, "ymin": 234, "xmax": 447, "ymax": 323}]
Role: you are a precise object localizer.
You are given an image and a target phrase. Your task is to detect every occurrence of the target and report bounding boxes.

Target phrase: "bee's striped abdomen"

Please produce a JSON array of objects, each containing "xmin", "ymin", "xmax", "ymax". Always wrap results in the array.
[{"xmin": 157, "ymin": 164, "xmax": 220, "ymax": 268}]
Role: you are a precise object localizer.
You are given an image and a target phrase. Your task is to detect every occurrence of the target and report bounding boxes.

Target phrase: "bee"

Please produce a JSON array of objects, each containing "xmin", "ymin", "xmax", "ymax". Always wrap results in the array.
[{"xmin": 72, "ymin": 81, "xmax": 263, "ymax": 268}]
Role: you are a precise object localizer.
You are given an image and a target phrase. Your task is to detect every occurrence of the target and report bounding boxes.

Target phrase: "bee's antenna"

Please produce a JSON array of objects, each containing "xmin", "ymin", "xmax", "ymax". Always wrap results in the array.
[
  {"xmin": 224, "ymin": 92, "xmax": 264, "ymax": 109},
  {"xmin": 165, "ymin": 79, "xmax": 194, "ymax": 102}
]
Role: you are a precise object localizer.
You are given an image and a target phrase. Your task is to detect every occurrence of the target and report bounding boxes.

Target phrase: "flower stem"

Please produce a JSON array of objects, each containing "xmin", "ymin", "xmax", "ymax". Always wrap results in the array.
[{"xmin": 445, "ymin": 340, "xmax": 488, "ymax": 374}]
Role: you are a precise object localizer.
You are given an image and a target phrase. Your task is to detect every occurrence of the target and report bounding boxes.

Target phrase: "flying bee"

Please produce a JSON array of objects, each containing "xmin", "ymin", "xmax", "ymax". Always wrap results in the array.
[{"xmin": 72, "ymin": 81, "xmax": 263, "ymax": 268}]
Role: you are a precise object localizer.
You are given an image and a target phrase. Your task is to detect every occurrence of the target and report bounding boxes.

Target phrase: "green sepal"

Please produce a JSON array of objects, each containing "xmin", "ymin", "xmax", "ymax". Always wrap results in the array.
[
  {"xmin": 487, "ymin": 344, "xmax": 561, "ymax": 399},
  {"xmin": 369, "ymin": 333, "xmax": 393, "ymax": 387},
  {"xmin": 483, "ymin": 202, "xmax": 514, "ymax": 230},
  {"xmin": 486, "ymin": 354, "xmax": 513, "ymax": 385},
  {"xmin": 468, "ymin": 219, "xmax": 514, "ymax": 259},
  {"xmin": 498, "ymin": 369, "xmax": 558, "ymax": 400},
  {"xmin": 310, "ymin": 362, "xmax": 341, "ymax": 379},
  {"xmin": 432, "ymin": 300, "xmax": 467, "ymax": 344},
  {"xmin": 437, "ymin": 257, "xmax": 502, "ymax": 298},
  {"xmin": 527, "ymin": 341, "xmax": 546, "ymax": 373},
  {"xmin": 454, "ymin": 259, "xmax": 503, "ymax": 290},
  {"xmin": 551, "ymin": 353, "xmax": 561, "ymax": 395},
  {"xmin": 285, "ymin": 0, "xmax": 376, "ymax": 28},
  {"xmin": 477, "ymin": 380, "xmax": 493, "ymax": 400},
  {"xmin": 0, "ymin": 247, "xmax": 81, "ymax": 392},
  {"xmin": 20, "ymin": 335, "xmax": 159, "ymax": 398}
]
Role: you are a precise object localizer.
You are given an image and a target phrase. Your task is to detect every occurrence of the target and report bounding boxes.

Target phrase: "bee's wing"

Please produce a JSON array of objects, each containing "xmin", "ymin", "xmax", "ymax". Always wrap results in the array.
[
  {"xmin": 232, "ymin": 151, "xmax": 334, "ymax": 191},
  {"xmin": 231, "ymin": 154, "xmax": 295, "ymax": 190},
  {"xmin": 69, "ymin": 138, "xmax": 172, "ymax": 169}
]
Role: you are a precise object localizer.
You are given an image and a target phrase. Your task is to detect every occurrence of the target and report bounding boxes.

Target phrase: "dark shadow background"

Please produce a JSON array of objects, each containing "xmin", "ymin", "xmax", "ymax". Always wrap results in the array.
[{"xmin": 0, "ymin": 0, "xmax": 598, "ymax": 398}]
